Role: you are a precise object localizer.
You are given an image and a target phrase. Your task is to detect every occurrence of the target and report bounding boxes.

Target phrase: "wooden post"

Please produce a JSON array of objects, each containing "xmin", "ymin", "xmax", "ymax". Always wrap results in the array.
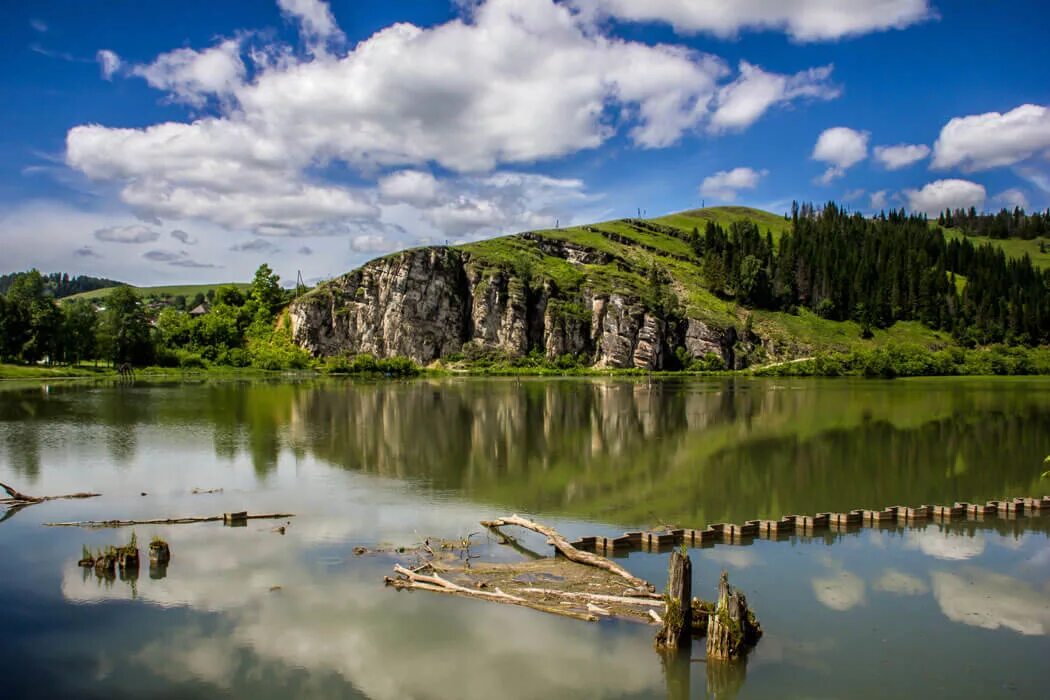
[
  {"xmin": 706, "ymin": 570, "xmax": 762, "ymax": 660},
  {"xmin": 656, "ymin": 550, "xmax": 692, "ymax": 649}
]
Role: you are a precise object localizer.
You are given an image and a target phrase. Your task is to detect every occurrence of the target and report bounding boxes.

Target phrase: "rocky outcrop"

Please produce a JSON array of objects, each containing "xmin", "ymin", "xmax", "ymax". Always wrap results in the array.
[{"xmin": 290, "ymin": 242, "xmax": 743, "ymax": 369}]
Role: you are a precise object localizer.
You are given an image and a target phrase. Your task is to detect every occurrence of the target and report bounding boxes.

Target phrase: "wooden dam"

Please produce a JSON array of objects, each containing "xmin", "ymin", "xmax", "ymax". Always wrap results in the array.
[{"xmin": 568, "ymin": 496, "xmax": 1050, "ymax": 555}]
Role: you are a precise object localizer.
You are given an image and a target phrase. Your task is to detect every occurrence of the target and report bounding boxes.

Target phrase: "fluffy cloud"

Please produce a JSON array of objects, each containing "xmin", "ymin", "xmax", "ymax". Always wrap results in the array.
[
  {"xmin": 131, "ymin": 39, "xmax": 246, "ymax": 107},
  {"xmin": 709, "ymin": 61, "xmax": 838, "ymax": 132},
  {"xmin": 873, "ymin": 143, "xmax": 930, "ymax": 170},
  {"xmin": 96, "ymin": 49, "xmax": 121, "ymax": 80},
  {"xmin": 870, "ymin": 189, "xmax": 889, "ymax": 209},
  {"xmin": 66, "ymin": 0, "xmax": 837, "ymax": 237},
  {"xmin": 571, "ymin": 0, "xmax": 934, "ymax": 41},
  {"xmin": 699, "ymin": 166, "xmax": 766, "ymax": 201},
  {"xmin": 812, "ymin": 126, "xmax": 869, "ymax": 183},
  {"xmin": 94, "ymin": 224, "xmax": 161, "ymax": 243},
  {"xmin": 905, "ymin": 179, "xmax": 986, "ymax": 216},
  {"xmin": 378, "ymin": 170, "xmax": 441, "ymax": 207},
  {"xmin": 996, "ymin": 188, "xmax": 1030, "ymax": 209},
  {"xmin": 932, "ymin": 104, "xmax": 1050, "ymax": 171}
]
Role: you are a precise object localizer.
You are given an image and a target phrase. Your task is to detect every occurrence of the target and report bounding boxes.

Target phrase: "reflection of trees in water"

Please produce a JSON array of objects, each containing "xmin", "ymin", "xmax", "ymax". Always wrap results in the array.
[
  {"xmin": 702, "ymin": 410, "xmax": 1050, "ymax": 522},
  {"xmin": 2, "ymin": 380, "xmax": 1048, "ymax": 528},
  {"xmin": 287, "ymin": 380, "xmax": 1050, "ymax": 527}
]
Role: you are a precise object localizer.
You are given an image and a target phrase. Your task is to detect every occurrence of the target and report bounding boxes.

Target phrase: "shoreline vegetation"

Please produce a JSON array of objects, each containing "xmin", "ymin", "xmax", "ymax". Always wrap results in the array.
[{"xmin": 4, "ymin": 342, "xmax": 1050, "ymax": 381}]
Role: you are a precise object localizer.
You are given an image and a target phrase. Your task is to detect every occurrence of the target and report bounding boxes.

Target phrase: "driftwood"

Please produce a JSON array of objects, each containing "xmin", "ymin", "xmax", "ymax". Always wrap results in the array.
[
  {"xmin": 1, "ymin": 481, "xmax": 100, "ymax": 506},
  {"xmin": 655, "ymin": 550, "xmax": 692, "ymax": 649},
  {"xmin": 480, "ymin": 514, "xmax": 654, "ymax": 591},
  {"xmin": 516, "ymin": 588, "xmax": 666, "ymax": 609},
  {"xmin": 385, "ymin": 564, "xmax": 599, "ymax": 622},
  {"xmin": 706, "ymin": 571, "xmax": 762, "ymax": 660},
  {"xmin": 44, "ymin": 513, "xmax": 294, "ymax": 528}
]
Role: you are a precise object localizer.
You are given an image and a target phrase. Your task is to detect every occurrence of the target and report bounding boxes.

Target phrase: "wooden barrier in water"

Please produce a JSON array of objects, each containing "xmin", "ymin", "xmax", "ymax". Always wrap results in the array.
[{"xmin": 567, "ymin": 495, "xmax": 1050, "ymax": 554}]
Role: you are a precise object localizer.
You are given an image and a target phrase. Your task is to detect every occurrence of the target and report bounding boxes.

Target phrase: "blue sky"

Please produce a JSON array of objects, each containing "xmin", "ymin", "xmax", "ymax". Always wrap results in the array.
[{"xmin": 2, "ymin": 0, "xmax": 1049, "ymax": 285}]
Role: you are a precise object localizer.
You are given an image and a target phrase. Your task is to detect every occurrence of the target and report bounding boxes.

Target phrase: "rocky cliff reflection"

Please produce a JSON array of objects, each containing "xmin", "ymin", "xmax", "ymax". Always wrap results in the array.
[{"xmin": 2, "ymin": 378, "xmax": 1048, "ymax": 527}]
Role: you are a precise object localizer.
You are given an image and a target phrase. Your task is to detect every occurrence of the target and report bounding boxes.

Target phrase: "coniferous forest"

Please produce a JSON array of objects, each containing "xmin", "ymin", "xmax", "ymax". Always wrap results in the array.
[{"xmin": 691, "ymin": 203, "xmax": 1049, "ymax": 346}]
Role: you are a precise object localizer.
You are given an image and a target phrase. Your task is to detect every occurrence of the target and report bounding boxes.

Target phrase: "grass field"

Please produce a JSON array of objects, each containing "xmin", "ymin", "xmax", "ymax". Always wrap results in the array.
[
  {"xmin": 939, "ymin": 226, "xmax": 1050, "ymax": 269},
  {"xmin": 65, "ymin": 282, "xmax": 251, "ymax": 302}
]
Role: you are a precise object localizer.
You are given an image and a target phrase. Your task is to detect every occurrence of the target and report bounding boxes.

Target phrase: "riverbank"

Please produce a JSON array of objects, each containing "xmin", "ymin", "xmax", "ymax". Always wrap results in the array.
[{"xmin": 4, "ymin": 343, "xmax": 1050, "ymax": 382}]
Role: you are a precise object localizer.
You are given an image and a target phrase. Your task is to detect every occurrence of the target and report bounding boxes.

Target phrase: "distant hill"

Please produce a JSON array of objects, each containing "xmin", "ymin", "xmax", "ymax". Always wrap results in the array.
[
  {"xmin": 0, "ymin": 271, "xmax": 123, "ymax": 298},
  {"xmin": 65, "ymin": 282, "xmax": 252, "ymax": 303}
]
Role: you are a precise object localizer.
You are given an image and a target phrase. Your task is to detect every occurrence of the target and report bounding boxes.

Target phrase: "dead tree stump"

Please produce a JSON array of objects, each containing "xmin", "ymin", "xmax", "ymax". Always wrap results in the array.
[
  {"xmin": 706, "ymin": 570, "xmax": 762, "ymax": 660},
  {"xmin": 656, "ymin": 550, "xmax": 692, "ymax": 649}
]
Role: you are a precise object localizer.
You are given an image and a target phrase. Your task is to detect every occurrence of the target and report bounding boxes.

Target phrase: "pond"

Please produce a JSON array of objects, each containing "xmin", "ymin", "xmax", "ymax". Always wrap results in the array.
[{"xmin": 0, "ymin": 377, "xmax": 1048, "ymax": 698}]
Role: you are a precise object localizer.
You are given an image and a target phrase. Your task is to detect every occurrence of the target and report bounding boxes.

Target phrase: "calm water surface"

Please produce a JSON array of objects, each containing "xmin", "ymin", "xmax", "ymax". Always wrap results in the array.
[{"xmin": 0, "ymin": 377, "xmax": 1048, "ymax": 698}]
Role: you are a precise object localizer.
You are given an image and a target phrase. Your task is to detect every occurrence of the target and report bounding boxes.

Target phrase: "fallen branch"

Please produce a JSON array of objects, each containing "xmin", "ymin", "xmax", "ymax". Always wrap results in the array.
[
  {"xmin": 481, "ymin": 514, "xmax": 654, "ymax": 591},
  {"xmin": 1, "ymin": 480, "xmax": 100, "ymax": 506},
  {"xmin": 386, "ymin": 564, "xmax": 598, "ymax": 622},
  {"xmin": 44, "ymin": 513, "xmax": 294, "ymax": 528},
  {"xmin": 516, "ymin": 588, "xmax": 667, "ymax": 609}
]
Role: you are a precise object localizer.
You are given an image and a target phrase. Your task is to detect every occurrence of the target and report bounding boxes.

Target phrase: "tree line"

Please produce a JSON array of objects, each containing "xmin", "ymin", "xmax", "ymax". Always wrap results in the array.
[
  {"xmin": 937, "ymin": 206, "xmax": 1050, "ymax": 240},
  {"xmin": 0, "ymin": 271, "xmax": 121, "ymax": 298},
  {"xmin": 0, "ymin": 265, "xmax": 309, "ymax": 369},
  {"xmin": 688, "ymin": 202, "xmax": 1049, "ymax": 345}
]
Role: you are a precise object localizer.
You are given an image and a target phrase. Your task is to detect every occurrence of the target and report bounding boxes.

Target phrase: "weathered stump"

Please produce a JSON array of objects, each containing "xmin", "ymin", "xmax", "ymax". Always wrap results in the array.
[
  {"xmin": 149, "ymin": 541, "xmax": 171, "ymax": 564},
  {"xmin": 656, "ymin": 550, "xmax": 692, "ymax": 649},
  {"xmin": 706, "ymin": 570, "xmax": 762, "ymax": 660}
]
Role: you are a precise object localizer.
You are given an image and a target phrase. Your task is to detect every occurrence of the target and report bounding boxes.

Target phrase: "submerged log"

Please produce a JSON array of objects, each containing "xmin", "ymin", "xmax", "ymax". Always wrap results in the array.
[
  {"xmin": 0, "ymin": 480, "xmax": 100, "ymax": 506},
  {"xmin": 480, "ymin": 514, "xmax": 654, "ymax": 591},
  {"xmin": 706, "ymin": 570, "xmax": 762, "ymax": 660},
  {"xmin": 655, "ymin": 550, "xmax": 692, "ymax": 649},
  {"xmin": 44, "ymin": 513, "xmax": 294, "ymax": 528}
]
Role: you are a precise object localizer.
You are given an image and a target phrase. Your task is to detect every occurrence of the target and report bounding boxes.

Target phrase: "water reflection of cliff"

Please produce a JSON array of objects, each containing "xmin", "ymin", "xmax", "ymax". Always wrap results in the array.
[
  {"xmin": 281, "ymin": 378, "xmax": 1050, "ymax": 526},
  {"xmin": 2, "ymin": 379, "xmax": 1048, "ymax": 527}
]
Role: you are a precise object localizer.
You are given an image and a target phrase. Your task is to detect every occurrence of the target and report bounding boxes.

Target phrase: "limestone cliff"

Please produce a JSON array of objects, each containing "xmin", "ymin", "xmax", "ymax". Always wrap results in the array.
[{"xmin": 289, "ymin": 231, "xmax": 749, "ymax": 369}]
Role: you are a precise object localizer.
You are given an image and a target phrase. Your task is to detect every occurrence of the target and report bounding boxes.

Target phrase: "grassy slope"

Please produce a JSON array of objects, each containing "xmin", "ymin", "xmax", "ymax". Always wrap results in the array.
[
  {"xmin": 460, "ymin": 206, "xmax": 955, "ymax": 353},
  {"xmin": 939, "ymin": 225, "xmax": 1050, "ymax": 269},
  {"xmin": 66, "ymin": 282, "xmax": 251, "ymax": 302}
]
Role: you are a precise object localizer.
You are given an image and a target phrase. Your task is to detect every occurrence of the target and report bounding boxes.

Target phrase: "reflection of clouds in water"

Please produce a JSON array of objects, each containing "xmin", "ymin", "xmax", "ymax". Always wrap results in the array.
[
  {"xmin": 931, "ymin": 567, "xmax": 1050, "ymax": 636},
  {"xmin": 873, "ymin": 569, "xmax": 928, "ymax": 596},
  {"xmin": 703, "ymin": 547, "xmax": 757, "ymax": 569},
  {"xmin": 906, "ymin": 528, "xmax": 985, "ymax": 561},
  {"xmin": 811, "ymin": 570, "xmax": 866, "ymax": 611},
  {"xmin": 62, "ymin": 513, "xmax": 663, "ymax": 699}
]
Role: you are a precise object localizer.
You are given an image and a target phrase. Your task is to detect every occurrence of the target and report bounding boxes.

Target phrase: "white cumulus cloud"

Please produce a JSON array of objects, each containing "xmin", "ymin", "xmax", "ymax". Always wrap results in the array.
[
  {"xmin": 932, "ymin": 104, "xmax": 1050, "ymax": 171},
  {"xmin": 873, "ymin": 143, "xmax": 930, "ymax": 170},
  {"xmin": 870, "ymin": 189, "xmax": 889, "ymax": 209},
  {"xmin": 812, "ymin": 126, "xmax": 869, "ymax": 183},
  {"xmin": 709, "ymin": 61, "xmax": 839, "ymax": 132},
  {"xmin": 378, "ymin": 171, "xmax": 441, "ymax": 207},
  {"xmin": 905, "ymin": 179, "xmax": 986, "ymax": 216},
  {"xmin": 65, "ymin": 0, "xmax": 838, "ymax": 238},
  {"xmin": 699, "ymin": 167, "xmax": 766, "ymax": 201},
  {"xmin": 571, "ymin": 0, "xmax": 935, "ymax": 41},
  {"xmin": 131, "ymin": 39, "xmax": 246, "ymax": 107}
]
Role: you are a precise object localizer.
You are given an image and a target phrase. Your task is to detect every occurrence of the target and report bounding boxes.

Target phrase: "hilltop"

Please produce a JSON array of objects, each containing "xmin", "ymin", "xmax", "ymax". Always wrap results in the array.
[{"xmin": 290, "ymin": 205, "xmax": 1048, "ymax": 371}]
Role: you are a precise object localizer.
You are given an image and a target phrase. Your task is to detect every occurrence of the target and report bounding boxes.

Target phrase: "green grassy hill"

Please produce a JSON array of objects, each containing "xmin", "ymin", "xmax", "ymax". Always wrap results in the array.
[
  {"xmin": 940, "ymin": 226, "xmax": 1050, "ymax": 269},
  {"xmin": 456, "ymin": 206, "xmax": 953, "ymax": 358},
  {"xmin": 66, "ymin": 282, "xmax": 250, "ymax": 303}
]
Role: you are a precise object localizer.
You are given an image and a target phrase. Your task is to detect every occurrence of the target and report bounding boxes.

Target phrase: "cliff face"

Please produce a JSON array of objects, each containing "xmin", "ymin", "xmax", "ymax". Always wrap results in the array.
[{"xmin": 290, "ymin": 240, "xmax": 742, "ymax": 369}]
